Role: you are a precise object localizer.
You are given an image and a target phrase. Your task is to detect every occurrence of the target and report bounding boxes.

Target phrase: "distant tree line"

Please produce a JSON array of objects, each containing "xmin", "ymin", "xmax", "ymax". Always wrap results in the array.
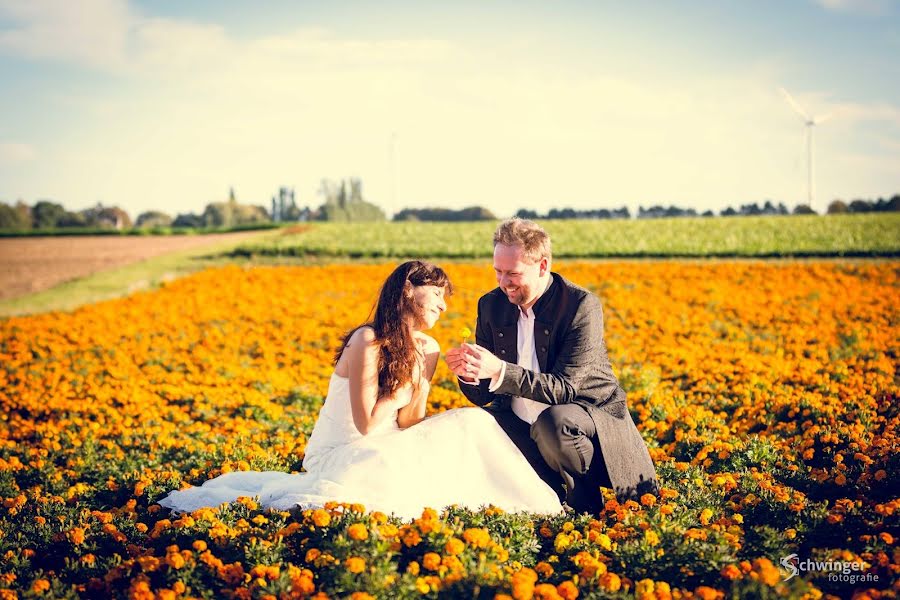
[
  {"xmin": 393, "ymin": 207, "xmax": 496, "ymax": 221},
  {"xmin": 0, "ymin": 179, "xmax": 389, "ymax": 231},
  {"xmin": 824, "ymin": 196, "xmax": 900, "ymax": 214},
  {"xmin": 512, "ymin": 194, "xmax": 899, "ymax": 220},
  {"xmin": 2, "ymin": 187, "xmax": 897, "ymax": 230},
  {"xmin": 0, "ymin": 200, "xmax": 135, "ymax": 230}
]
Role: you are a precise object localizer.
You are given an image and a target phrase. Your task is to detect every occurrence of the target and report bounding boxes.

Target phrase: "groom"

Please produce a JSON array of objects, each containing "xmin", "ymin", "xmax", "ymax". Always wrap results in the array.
[{"xmin": 445, "ymin": 218, "xmax": 658, "ymax": 512}]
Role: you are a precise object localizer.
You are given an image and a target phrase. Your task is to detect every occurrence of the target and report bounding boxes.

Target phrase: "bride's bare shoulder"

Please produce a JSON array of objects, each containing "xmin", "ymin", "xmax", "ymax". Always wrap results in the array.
[
  {"xmin": 414, "ymin": 332, "xmax": 440, "ymax": 354},
  {"xmin": 349, "ymin": 325, "xmax": 377, "ymax": 345}
]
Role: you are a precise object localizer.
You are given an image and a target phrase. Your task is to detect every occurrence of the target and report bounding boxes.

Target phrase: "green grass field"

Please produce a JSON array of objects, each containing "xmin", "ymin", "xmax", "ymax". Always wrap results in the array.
[{"xmin": 227, "ymin": 214, "xmax": 900, "ymax": 258}]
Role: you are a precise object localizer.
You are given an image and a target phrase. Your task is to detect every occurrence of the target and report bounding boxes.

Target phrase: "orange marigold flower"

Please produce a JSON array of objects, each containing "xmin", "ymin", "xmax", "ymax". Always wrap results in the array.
[
  {"xmin": 598, "ymin": 572, "xmax": 621, "ymax": 592},
  {"xmin": 311, "ymin": 509, "xmax": 331, "ymax": 527},
  {"xmin": 422, "ymin": 553, "xmax": 441, "ymax": 571},
  {"xmin": 305, "ymin": 548, "xmax": 321, "ymax": 562},
  {"xmin": 345, "ymin": 556, "xmax": 366, "ymax": 574},
  {"xmin": 535, "ymin": 561, "xmax": 554, "ymax": 578},
  {"xmin": 751, "ymin": 558, "xmax": 780, "ymax": 586},
  {"xmin": 557, "ymin": 580, "xmax": 579, "ymax": 600},
  {"xmin": 640, "ymin": 493, "xmax": 657, "ymax": 507},
  {"xmin": 445, "ymin": 537, "xmax": 465, "ymax": 556},
  {"xmin": 67, "ymin": 527, "xmax": 86, "ymax": 545},
  {"xmin": 347, "ymin": 523, "xmax": 368, "ymax": 541},
  {"xmin": 463, "ymin": 527, "xmax": 491, "ymax": 548},
  {"xmin": 721, "ymin": 564, "xmax": 742, "ymax": 580},
  {"xmin": 166, "ymin": 553, "xmax": 185, "ymax": 570},
  {"xmin": 31, "ymin": 579, "xmax": 50, "ymax": 593},
  {"xmin": 533, "ymin": 583, "xmax": 561, "ymax": 599}
]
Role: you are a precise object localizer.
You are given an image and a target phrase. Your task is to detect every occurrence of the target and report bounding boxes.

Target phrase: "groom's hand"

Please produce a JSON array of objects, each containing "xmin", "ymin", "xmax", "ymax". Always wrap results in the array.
[
  {"xmin": 445, "ymin": 346, "xmax": 477, "ymax": 383},
  {"xmin": 460, "ymin": 343, "xmax": 503, "ymax": 382}
]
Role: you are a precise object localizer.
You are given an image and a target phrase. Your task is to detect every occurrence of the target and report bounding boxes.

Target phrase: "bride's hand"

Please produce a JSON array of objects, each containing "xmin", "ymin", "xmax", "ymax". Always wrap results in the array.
[{"xmin": 377, "ymin": 386, "xmax": 413, "ymax": 410}]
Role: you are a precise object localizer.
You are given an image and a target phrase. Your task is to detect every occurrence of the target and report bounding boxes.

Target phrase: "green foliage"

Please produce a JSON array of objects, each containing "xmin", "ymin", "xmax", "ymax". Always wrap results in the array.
[
  {"xmin": 228, "ymin": 214, "xmax": 900, "ymax": 259},
  {"xmin": 0, "ymin": 203, "xmax": 30, "ymax": 229}
]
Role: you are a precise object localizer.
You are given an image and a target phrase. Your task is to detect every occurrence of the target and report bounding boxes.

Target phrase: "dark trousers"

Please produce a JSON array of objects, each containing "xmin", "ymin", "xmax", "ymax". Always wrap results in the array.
[{"xmin": 488, "ymin": 404, "xmax": 612, "ymax": 513}]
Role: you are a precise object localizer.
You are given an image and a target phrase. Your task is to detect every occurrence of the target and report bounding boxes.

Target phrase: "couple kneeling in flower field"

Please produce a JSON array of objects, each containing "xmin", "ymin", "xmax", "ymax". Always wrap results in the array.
[{"xmin": 159, "ymin": 218, "xmax": 659, "ymax": 518}]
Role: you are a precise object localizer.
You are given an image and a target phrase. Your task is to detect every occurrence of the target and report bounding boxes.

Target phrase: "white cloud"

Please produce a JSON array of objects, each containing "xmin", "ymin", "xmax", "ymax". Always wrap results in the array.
[
  {"xmin": 1, "ymin": 2, "xmax": 897, "ymax": 216},
  {"xmin": 0, "ymin": 141, "xmax": 36, "ymax": 163},
  {"xmin": 0, "ymin": 0, "xmax": 132, "ymax": 70},
  {"xmin": 811, "ymin": 0, "xmax": 892, "ymax": 15}
]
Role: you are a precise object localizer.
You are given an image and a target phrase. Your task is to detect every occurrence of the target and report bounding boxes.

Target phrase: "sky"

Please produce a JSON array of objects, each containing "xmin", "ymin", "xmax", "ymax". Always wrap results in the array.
[{"xmin": 0, "ymin": 0, "xmax": 898, "ymax": 219}]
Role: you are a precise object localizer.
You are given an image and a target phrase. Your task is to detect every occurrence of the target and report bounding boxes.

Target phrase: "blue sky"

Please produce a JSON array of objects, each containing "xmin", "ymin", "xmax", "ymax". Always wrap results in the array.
[{"xmin": 1, "ymin": 0, "xmax": 898, "ymax": 218}]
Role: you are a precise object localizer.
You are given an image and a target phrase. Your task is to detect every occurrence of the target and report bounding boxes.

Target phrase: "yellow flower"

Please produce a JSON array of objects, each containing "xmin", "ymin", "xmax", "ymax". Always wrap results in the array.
[{"xmin": 459, "ymin": 326, "xmax": 472, "ymax": 341}]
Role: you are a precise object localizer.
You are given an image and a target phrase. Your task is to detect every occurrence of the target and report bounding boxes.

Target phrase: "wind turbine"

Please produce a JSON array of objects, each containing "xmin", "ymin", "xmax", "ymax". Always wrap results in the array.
[{"xmin": 779, "ymin": 87, "xmax": 833, "ymax": 211}]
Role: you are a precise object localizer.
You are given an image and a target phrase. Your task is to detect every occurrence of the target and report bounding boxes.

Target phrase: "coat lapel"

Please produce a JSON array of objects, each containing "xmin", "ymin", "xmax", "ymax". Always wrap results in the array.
[
  {"xmin": 492, "ymin": 301, "xmax": 519, "ymax": 365},
  {"xmin": 534, "ymin": 317, "xmax": 552, "ymax": 372}
]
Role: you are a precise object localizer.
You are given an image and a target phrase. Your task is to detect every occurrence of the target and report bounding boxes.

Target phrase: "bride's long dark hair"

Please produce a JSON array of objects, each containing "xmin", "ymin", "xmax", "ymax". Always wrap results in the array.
[{"xmin": 334, "ymin": 260, "xmax": 453, "ymax": 398}]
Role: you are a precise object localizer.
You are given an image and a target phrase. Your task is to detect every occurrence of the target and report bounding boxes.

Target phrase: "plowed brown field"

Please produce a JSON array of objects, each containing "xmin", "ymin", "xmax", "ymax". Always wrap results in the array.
[{"xmin": 0, "ymin": 231, "xmax": 265, "ymax": 301}]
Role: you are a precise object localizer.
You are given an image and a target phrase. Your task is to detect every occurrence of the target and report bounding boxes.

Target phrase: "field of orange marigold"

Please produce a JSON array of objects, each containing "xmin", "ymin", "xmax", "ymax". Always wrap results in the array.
[{"xmin": 0, "ymin": 261, "xmax": 898, "ymax": 599}]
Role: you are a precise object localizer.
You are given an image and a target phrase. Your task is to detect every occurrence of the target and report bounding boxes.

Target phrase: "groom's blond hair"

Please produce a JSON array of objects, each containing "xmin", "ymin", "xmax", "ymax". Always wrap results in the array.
[{"xmin": 493, "ymin": 218, "xmax": 552, "ymax": 264}]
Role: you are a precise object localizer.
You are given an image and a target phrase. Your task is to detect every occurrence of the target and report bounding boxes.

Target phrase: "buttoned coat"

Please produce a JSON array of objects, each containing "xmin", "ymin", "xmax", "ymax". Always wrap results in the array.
[{"xmin": 458, "ymin": 272, "xmax": 658, "ymax": 501}]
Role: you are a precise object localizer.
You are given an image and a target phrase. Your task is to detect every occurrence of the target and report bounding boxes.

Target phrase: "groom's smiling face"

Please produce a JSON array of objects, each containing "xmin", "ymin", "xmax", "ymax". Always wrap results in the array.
[{"xmin": 493, "ymin": 243, "xmax": 548, "ymax": 311}]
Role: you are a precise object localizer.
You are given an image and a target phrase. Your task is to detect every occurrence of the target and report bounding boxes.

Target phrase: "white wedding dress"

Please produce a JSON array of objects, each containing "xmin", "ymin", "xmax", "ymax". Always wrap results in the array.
[{"xmin": 158, "ymin": 373, "xmax": 562, "ymax": 519}]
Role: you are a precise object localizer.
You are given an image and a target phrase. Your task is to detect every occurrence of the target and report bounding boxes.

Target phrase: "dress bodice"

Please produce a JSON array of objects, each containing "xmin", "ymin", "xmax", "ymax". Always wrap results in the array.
[{"xmin": 302, "ymin": 373, "xmax": 429, "ymax": 472}]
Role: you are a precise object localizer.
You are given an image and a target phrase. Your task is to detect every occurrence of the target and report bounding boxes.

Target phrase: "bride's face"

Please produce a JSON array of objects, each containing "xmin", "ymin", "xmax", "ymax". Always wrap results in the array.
[{"xmin": 411, "ymin": 284, "xmax": 447, "ymax": 330}]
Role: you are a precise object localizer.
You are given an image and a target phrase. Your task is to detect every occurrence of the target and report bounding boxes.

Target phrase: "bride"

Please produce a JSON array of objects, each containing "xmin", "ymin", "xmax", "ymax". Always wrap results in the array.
[{"xmin": 158, "ymin": 261, "xmax": 562, "ymax": 519}]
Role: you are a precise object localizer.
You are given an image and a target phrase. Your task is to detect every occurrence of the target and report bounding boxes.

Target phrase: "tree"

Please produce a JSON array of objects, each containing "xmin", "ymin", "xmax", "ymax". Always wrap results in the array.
[
  {"xmin": 32, "ymin": 200, "xmax": 66, "ymax": 228},
  {"xmin": 0, "ymin": 202, "xmax": 31, "ymax": 229},
  {"xmin": 57, "ymin": 211, "xmax": 88, "ymax": 227},
  {"xmin": 202, "ymin": 202, "xmax": 235, "ymax": 227},
  {"xmin": 173, "ymin": 213, "xmax": 204, "ymax": 227},
  {"xmin": 848, "ymin": 199, "xmax": 874, "ymax": 213},
  {"xmin": 97, "ymin": 206, "xmax": 132, "ymax": 229},
  {"xmin": 792, "ymin": 204, "xmax": 816, "ymax": 215},
  {"xmin": 136, "ymin": 211, "xmax": 174, "ymax": 228},
  {"xmin": 316, "ymin": 178, "xmax": 385, "ymax": 222},
  {"xmin": 827, "ymin": 200, "xmax": 848, "ymax": 214}
]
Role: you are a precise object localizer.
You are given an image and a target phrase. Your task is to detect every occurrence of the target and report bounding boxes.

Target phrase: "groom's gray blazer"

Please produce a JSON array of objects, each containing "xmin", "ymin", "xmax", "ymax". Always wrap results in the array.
[{"xmin": 459, "ymin": 272, "xmax": 658, "ymax": 501}]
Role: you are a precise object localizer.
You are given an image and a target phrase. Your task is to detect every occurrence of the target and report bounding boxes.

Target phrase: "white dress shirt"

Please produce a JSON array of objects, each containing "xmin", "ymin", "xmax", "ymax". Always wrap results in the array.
[
  {"xmin": 488, "ymin": 305, "xmax": 550, "ymax": 425},
  {"xmin": 461, "ymin": 276, "xmax": 553, "ymax": 425}
]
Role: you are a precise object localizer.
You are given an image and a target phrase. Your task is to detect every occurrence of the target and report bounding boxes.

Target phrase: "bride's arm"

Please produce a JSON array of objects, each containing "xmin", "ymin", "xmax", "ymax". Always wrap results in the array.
[
  {"xmin": 397, "ymin": 335, "xmax": 440, "ymax": 429},
  {"xmin": 346, "ymin": 327, "xmax": 410, "ymax": 435}
]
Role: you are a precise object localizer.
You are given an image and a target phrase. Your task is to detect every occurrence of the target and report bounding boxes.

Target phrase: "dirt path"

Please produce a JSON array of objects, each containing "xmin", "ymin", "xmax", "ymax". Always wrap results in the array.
[{"xmin": 0, "ymin": 231, "xmax": 266, "ymax": 301}]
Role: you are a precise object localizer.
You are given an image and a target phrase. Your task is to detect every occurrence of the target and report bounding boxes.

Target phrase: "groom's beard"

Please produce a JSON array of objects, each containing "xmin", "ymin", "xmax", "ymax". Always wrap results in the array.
[{"xmin": 503, "ymin": 287, "xmax": 527, "ymax": 306}]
